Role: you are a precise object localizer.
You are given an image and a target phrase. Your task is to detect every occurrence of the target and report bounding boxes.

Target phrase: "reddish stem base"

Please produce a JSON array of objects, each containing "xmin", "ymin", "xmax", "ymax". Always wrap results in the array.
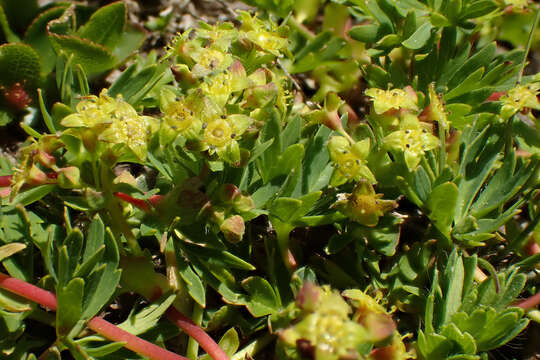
[{"xmin": 0, "ymin": 273, "xmax": 187, "ymax": 360}]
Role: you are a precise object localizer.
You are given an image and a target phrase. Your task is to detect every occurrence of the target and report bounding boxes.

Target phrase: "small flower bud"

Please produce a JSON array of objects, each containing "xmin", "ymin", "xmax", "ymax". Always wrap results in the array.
[
  {"xmin": 27, "ymin": 165, "xmax": 48, "ymax": 185},
  {"xmin": 36, "ymin": 150, "xmax": 56, "ymax": 169},
  {"xmin": 220, "ymin": 215, "xmax": 245, "ymax": 243},
  {"xmin": 233, "ymin": 194, "xmax": 255, "ymax": 213},
  {"xmin": 218, "ymin": 184, "xmax": 241, "ymax": 203},
  {"xmin": 57, "ymin": 166, "xmax": 81, "ymax": 189},
  {"xmin": 297, "ymin": 282, "xmax": 319, "ymax": 312}
]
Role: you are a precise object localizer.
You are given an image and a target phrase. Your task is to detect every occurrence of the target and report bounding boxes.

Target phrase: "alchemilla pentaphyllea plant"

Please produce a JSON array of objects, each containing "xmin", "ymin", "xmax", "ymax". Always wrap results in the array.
[{"xmin": 1, "ymin": 0, "xmax": 540, "ymax": 359}]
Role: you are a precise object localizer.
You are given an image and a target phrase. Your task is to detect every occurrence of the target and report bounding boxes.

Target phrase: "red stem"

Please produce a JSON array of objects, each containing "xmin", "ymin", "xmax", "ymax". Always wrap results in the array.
[
  {"xmin": 114, "ymin": 192, "xmax": 164, "ymax": 212},
  {"xmin": 166, "ymin": 308, "xmax": 230, "ymax": 360},
  {"xmin": 515, "ymin": 291, "xmax": 540, "ymax": 309},
  {"xmin": 0, "ymin": 175, "xmax": 12, "ymax": 187},
  {"xmin": 525, "ymin": 239, "xmax": 540, "ymax": 256},
  {"xmin": 87, "ymin": 317, "xmax": 185, "ymax": 360},
  {"xmin": 0, "ymin": 273, "xmax": 187, "ymax": 360}
]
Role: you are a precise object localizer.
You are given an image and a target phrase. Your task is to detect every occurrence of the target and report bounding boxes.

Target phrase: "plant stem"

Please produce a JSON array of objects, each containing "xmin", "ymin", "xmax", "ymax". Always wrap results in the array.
[
  {"xmin": 166, "ymin": 308, "xmax": 230, "ymax": 360},
  {"xmin": 518, "ymin": 6, "xmax": 540, "ymax": 84},
  {"xmin": 0, "ymin": 175, "xmax": 11, "ymax": 187},
  {"xmin": 438, "ymin": 123, "xmax": 446, "ymax": 176},
  {"xmin": 88, "ymin": 317, "xmax": 185, "ymax": 360},
  {"xmin": 0, "ymin": 272, "xmax": 186, "ymax": 360},
  {"xmin": 287, "ymin": 17, "xmax": 315, "ymax": 40},
  {"xmin": 106, "ymin": 199, "xmax": 143, "ymax": 256},
  {"xmin": 186, "ymin": 303, "xmax": 204, "ymax": 360},
  {"xmin": 515, "ymin": 291, "xmax": 540, "ymax": 309}
]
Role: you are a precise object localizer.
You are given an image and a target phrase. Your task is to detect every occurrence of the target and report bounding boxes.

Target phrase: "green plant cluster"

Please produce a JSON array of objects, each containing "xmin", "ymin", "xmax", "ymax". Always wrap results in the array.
[{"xmin": 0, "ymin": 0, "xmax": 540, "ymax": 359}]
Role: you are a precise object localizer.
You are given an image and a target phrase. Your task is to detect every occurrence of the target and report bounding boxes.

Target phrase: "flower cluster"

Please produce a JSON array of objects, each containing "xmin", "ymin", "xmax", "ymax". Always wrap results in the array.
[
  {"xmin": 161, "ymin": 13, "xmax": 290, "ymax": 165},
  {"xmin": 10, "ymin": 135, "xmax": 80, "ymax": 198},
  {"xmin": 366, "ymin": 86, "xmax": 440, "ymax": 170},
  {"xmin": 62, "ymin": 90, "xmax": 157, "ymax": 161},
  {"xmin": 328, "ymin": 136, "xmax": 375, "ymax": 186},
  {"xmin": 383, "ymin": 113, "xmax": 439, "ymax": 169},
  {"xmin": 365, "ymin": 87, "xmax": 418, "ymax": 115},
  {"xmin": 333, "ymin": 180, "xmax": 396, "ymax": 227},
  {"xmin": 278, "ymin": 283, "xmax": 412, "ymax": 360},
  {"xmin": 500, "ymin": 82, "xmax": 540, "ymax": 119}
]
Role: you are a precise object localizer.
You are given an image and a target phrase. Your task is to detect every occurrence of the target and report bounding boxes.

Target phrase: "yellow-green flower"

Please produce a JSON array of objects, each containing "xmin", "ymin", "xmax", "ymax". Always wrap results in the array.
[
  {"xmin": 203, "ymin": 114, "xmax": 252, "ymax": 164},
  {"xmin": 238, "ymin": 11, "xmax": 289, "ymax": 57},
  {"xmin": 191, "ymin": 47, "xmax": 234, "ymax": 78},
  {"xmin": 280, "ymin": 285, "xmax": 368, "ymax": 360},
  {"xmin": 384, "ymin": 114, "xmax": 439, "ymax": 169},
  {"xmin": 204, "ymin": 118, "xmax": 233, "ymax": 148},
  {"xmin": 99, "ymin": 114, "xmax": 156, "ymax": 161},
  {"xmin": 201, "ymin": 61, "xmax": 248, "ymax": 107},
  {"xmin": 502, "ymin": 0, "xmax": 530, "ymax": 11},
  {"xmin": 425, "ymin": 83, "xmax": 449, "ymax": 131},
  {"xmin": 365, "ymin": 87, "xmax": 419, "ymax": 115},
  {"xmin": 196, "ymin": 22, "xmax": 238, "ymax": 51},
  {"xmin": 62, "ymin": 90, "xmax": 156, "ymax": 161},
  {"xmin": 333, "ymin": 180, "xmax": 396, "ymax": 227},
  {"xmin": 500, "ymin": 83, "xmax": 540, "ymax": 119},
  {"xmin": 163, "ymin": 100, "xmax": 202, "ymax": 138},
  {"xmin": 328, "ymin": 136, "xmax": 376, "ymax": 186}
]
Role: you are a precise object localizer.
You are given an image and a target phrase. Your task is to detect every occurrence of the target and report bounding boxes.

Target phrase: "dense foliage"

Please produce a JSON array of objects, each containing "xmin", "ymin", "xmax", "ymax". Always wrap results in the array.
[{"xmin": 0, "ymin": 0, "xmax": 540, "ymax": 359}]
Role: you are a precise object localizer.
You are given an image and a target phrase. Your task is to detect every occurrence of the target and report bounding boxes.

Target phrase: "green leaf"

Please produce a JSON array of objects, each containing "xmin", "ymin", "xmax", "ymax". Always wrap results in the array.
[
  {"xmin": 182, "ymin": 243, "xmax": 255, "ymax": 272},
  {"xmin": 447, "ymin": 42, "xmax": 496, "ymax": 89},
  {"xmin": 0, "ymin": 4, "xmax": 19, "ymax": 43},
  {"xmin": 303, "ymin": 125, "xmax": 332, "ymax": 193},
  {"xmin": 476, "ymin": 308, "xmax": 528, "ymax": 351},
  {"xmin": 444, "ymin": 67, "xmax": 485, "ymax": 101},
  {"xmin": 200, "ymin": 328, "xmax": 239, "ymax": 360},
  {"xmin": 460, "ymin": 1, "xmax": 497, "ymax": 20},
  {"xmin": 173, "ymin": 238, "xmax": 206, "ymax": 307},
  {"xmin": 454, "ymin": 124, "xmax": 503, "ymax": 223},
  {"xmin": 351, "ymin": 216, "xmax": 401, "ymax": 256},
  {"xmin": 426, "ymin": 182, "xmax": 458, "ymax": 238},
  {"xmin": 440, "ymin": 323, "xmax": 477, "ymax": 355},
  {"xmin": 402, "ymin": 22, "xmax": 433, "ymax": 50},
  {"xmin": 417, "ymin": 330, "xmax": 451, "ymax": 359},
  {"xmin": 78, "ymin": 341, "xmax": 125, "ymax": 357},
  {"xmin": 83, "ymin": 215, "xmax": 104, "ymax": 264},
  {"xmin": 118, "ymin": 293, "xmax": 176, "ymax": 335},
  {"xmin": 0, "ymin": 243, "xmax": 26, "ymax": 262},
  {"xmin": 80, "ymin": 228, "xmax": 121, "ymax": 319},
  {"xmin": 470, "ymin": 150, "xmax": 538, "ymax": 218},
  {"xmin": 24, "ymin": 6, "xmax": 67, "ymax": 73},
  {"xmin": 48, "ymin": 35, "xmax": 116, "ymax": 74},
  {"xmin": 12, "ymin": 185, "xmax": 56, "ymax": 206},
  {"xmin": 348, "ymin": 23, "xmax": 380, "ymax": 43},
  {"xmin": 77, "ymin": 1, "xmax": 126, "ymax": 50},
  {"xmin": 112, "ymin": 22, "xmax": 146, "ymax": 63},
  {"xmin": 440, "ymin": 250, "xmax": 464, "ymax": 327},
  {"xmin": 270, "ymin": 143, "xmax": 305, "ymax": 180},
  {"xmin": 241, "ymin": 276, "xmax": 280, "ymax": 317},
  {"xmin": 281, "ymin": 115, "xmax": 302, "ymax": 151},
  {"xmin": 269, "ymin": 198, "xmax": 302, "ymax": 223},
  {"xmin": 57, "ymin": 277, "xmax": 84, "ymax": 335},
  {"xmin": 248, "ymin": 138, "xmax": 274, "ymax": 164}
]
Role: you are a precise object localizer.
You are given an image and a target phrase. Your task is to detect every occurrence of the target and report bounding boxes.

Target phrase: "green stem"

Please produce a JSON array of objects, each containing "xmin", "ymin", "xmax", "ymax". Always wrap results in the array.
[
  {"xmin": 518, "ymin": 6, "xmax": 540, "ymax": 84},
  {"xmin": 186, "ymin": 303, "xmax": 204, "ymax": 360},
  {"xmin": 107, "ymin": 199, "xmax": 142, "ymax": 256},
  {"xmin": 231, "ymin": 333, "xmax": 275, "ymax": 360},
  {"xmin": 287, "ymin": 17, "xmax": 315, "ymax": 40},
  {"xmin": 438, "ymin": 124, "xmax": 446, "ymax": 176}
]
